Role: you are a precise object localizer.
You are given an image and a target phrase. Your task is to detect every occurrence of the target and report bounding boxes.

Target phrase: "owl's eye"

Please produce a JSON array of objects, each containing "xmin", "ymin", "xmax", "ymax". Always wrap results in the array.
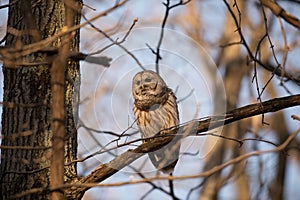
[
  {"xmin": 145, "ymin": 78, "xmax": 152, "ymax": 83},
  {"xmin": 136, "ymin": 80, "xmax": 141, "ymax": 85}
]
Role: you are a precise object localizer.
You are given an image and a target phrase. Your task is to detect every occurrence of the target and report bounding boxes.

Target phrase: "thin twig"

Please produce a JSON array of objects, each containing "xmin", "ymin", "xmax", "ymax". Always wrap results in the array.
[
  {"xmin": 0, "ymin": 0, "xmax": 130, "ymax": 64},
  {"xmin": 83, "ymin": 15, "xmax": 145, "ymax": 70},
  {"xmin": 154, "ymin": 0, "xmax": 192, "ymax": 74},
  {"xmin": 223, "ymin": 0, "xmax": 300, "ymax": 85}
]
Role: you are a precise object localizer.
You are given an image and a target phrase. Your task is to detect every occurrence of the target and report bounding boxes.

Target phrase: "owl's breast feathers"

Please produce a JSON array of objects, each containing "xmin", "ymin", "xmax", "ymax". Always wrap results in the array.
[{"xmin": 134, "ymin": 88, "xmax": 173, "ymax": 111}]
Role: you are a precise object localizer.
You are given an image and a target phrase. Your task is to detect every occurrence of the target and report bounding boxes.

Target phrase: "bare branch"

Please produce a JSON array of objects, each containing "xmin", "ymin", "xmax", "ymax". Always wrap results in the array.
[
  {"xmin": 0, "ymin": 47, "xmax": 112, "ymax": 67},
  {"xmin": 13, "ymin": 126, "xmax": 300, "ymax": 199},
  {"xmin": 261, "ymin": 0, "xmax": 300, "ymax": 29},
  {"xmin": 0, "ymin": 0, "xmax": 17, "ymax": 9},
  {"xmin": 66, "ymin": 94, "xmax": 300, "ymax": 198},
  {"xmin": 82, "ymin": 16, "xmax": 144, "ymax": 69},
  {"xmin": 8, "ymin": 94, "xmax": 300, "ymax": 199},
  {"xmin": 0, "ymin": 0, "xmax": 129, "ymax": 65},
  {"xmin": 154, "ymin": 0, "xmax": 192, "ymax": 74},
  {"xmin": 223, "ymin": 0, "xmax": 300, "ymax": 85}
]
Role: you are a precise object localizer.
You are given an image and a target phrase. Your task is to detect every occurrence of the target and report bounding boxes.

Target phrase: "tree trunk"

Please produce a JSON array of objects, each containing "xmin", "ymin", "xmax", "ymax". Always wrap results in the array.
[
  {"xmin": 0, "ymin": 1, "xmax": 81, "ymax": 199},
  {"xmin": 200, "ymin": 0, "xmax": 250, "ymax": 199}
]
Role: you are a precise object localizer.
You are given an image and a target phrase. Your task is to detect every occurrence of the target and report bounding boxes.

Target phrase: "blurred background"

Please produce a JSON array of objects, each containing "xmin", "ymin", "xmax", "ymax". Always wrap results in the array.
[{"xmin": 1, "ymin": 0, "xmax": 300, "ymax": 199}]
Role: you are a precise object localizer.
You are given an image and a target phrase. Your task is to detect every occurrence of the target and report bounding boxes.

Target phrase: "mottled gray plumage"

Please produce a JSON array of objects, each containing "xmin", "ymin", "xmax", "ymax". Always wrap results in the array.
[{"xmin": 132, "ymin": 70, "xmax": 180, "ymax": 173}]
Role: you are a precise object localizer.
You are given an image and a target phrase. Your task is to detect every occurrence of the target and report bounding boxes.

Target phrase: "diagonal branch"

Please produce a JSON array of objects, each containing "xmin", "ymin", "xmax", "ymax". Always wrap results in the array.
[
  {"xmin": 261, "ymin": 0, "xmax": 300, "ymax": 29},
  {"xmin": 13, "ymin": 125, "xmax": 299, "ymax": 199},
  {"xmin": 11, "ymin": 95, "xmax": 299, "ymax": 199},
  {"xmin": 65, "ymin": 94, "xmax": 300, "ymax": 198},
  {"xmin": 65, "ymin": 126, "xmax": 299, "ymax": 187}
]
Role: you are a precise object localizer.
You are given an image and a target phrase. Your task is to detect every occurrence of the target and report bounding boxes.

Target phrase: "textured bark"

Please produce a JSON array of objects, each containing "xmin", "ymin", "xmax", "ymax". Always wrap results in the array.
[{"xmin": 0, "ymin": 1, "xmax": 81, "ymax": 199}]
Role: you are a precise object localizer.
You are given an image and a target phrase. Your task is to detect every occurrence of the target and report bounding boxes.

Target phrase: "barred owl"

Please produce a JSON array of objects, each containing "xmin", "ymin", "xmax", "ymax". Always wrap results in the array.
[{"xmin": 132, "ymin": 70, "xmax": 180, "ymax": 173}]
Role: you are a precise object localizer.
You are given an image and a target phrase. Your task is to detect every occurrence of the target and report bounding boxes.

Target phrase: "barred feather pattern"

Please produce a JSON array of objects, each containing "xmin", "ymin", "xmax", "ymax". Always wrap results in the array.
[{"xmin": 132, "ymin": 70, "xmax": 180, "ymax": 173}]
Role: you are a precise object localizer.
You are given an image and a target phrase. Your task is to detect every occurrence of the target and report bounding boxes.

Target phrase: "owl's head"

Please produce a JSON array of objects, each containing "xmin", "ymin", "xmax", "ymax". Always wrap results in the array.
[{"xmin": 132, "ymin": 70, "xmax": 168, "ymax": 104}]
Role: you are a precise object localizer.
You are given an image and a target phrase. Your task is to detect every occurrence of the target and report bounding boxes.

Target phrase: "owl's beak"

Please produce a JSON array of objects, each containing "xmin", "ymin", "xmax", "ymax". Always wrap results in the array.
[{"xmin": 141, "ymin": 84, "xmax": 145, "ymax": 90}]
